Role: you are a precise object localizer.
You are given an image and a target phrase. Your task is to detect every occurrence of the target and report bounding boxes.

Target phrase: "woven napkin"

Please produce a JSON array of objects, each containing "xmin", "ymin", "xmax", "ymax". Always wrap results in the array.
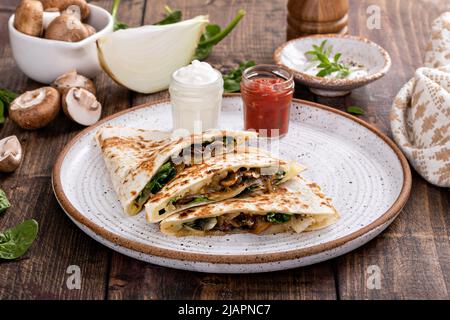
[{"xmin": 390, "ymin": 12, "xmax": 450, "ymax": 187}]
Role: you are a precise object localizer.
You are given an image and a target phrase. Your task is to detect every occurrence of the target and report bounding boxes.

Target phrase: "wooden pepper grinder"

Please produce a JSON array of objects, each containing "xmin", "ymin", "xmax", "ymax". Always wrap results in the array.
[{"xmin": 287, "ymin": 0, "xmax": 349, "ymax": 40}]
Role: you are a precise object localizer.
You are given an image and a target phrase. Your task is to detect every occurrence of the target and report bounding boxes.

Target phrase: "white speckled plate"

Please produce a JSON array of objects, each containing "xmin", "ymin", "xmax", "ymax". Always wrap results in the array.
[{"xmin": 52, "ymin": 95, "xmax": 411, "ymax": 273}]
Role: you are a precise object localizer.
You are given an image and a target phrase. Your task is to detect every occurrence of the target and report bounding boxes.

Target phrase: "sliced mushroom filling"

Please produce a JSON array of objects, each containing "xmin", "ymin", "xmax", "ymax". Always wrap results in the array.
[
  {"xmin": 183, "ymin": 212, "xmax": 316, "ymax": 234},
  {"xmin": 167, "ymin": 167, "xmax": 286, "ymax": 211},
  {"xmin": 132, "ymin": 136, "xmax": 238, "ymax": 209},
  {"xmin": 160, "ymin": 168, "xmax": 286, "ymax": 214}
]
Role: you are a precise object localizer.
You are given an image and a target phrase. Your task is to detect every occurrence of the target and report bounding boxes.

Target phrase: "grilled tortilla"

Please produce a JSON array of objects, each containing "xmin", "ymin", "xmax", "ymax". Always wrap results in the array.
[
  {"xmin": 145, "ymin": 151, "xmax": 305, "ymax": 222},
  {"xmin": 96, "ymin": 126, "xmax": 257, "ymax": 215},
  {"xmin": 160, "ymin": 176, "xmax": 339, "ymax": 236}
]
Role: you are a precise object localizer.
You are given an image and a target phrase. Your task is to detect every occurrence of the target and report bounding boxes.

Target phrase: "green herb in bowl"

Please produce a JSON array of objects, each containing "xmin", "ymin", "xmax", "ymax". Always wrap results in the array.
[{"xmin": 305, "ymin": 40, "xmax": 351, "ymax": 78}]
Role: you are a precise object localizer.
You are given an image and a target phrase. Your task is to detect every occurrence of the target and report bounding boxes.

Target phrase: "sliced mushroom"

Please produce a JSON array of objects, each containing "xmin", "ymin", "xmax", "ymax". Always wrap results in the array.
[
  {"xmin": 40, "ymin": 0, "xmax": 90, "ymax": 20},
  {"xmin": 0, "ymin": 136, "xmax": 23, "ymax": 173},
  {"xmin": 62, "ymin": 87, "xmax": 101, "ymax": 126},
  {"xmin": 44, "ymin": 13, "xmax": 90, "ymax": 42},
  {"xmin": 52, "ymin": 70, "xmax": 96, "ymax": 96},
  {"xmin": 9, "ymin": 87, "xmax": 60, "ymax": 130},
  {"xmin": 220, "ymin": 171, "xmax": 239, "ymax": 187},
  {"xmin": 14, "ymin": 0, "xmax": 44, "ymax": 37},
  {"xmin": 42, "ymin": 10, "xmax": 60, "ymax": 29}
]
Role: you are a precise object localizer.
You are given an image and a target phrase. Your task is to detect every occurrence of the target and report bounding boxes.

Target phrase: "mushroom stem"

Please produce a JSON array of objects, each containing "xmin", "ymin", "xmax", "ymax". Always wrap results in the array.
[
  {"xmin": 0, "ymin": 136, "xmax": 23, "ymax": 173},
  {"xmin": 52, "ymin": 70, "xmax": 96, "ymax": 96},
  {"xmin": 63, "ymin": 87, "xmax": 101, "ymax": 126}
]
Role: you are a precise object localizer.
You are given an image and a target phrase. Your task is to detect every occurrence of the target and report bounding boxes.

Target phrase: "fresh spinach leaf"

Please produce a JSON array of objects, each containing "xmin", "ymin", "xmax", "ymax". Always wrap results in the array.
[
  {"xmin": 0, "ymin": 219, "xmax": 38, "ymax": 260},
  {"xmin": 0, "ymin": 189, "xmax": 10, "ymax": 214},
  {"xmin": 0, "ymin": 100, "xmax": 4, "ymax": 125},
  {"xmin": 112, "ymin": 0, "xmax": 128, "ymax": 31},
  {"xmin": 346, "ymin": 106, "xmax": 365, "ymax": 116},
  {"xmin": 148, "ymin": 161, "xmax": 176, "ymax": 194},
  {"xmin": 0, "ymin": 88, "xmax": 18, "ymax": 105},
  {"xmin": 154, "ymin": 6, "xmax": 182, "ymax": 25},
  {"xmin": 194, "ymin": 9, "xmax": 246, "ymax": 60},
  {"xmin": 134, "ymin": 161, "xmax": 176, "ymax": 207},
  {"xmin": 194, "ymin": 24, "xmax": 221, "ymax": 60},
  {"xmin": 223, "ymin": 60, "xmax": 256, "ymax": 93},
  {"xmin": 0, "ymin": 88, "xmax": 18, "ymax": 124},
  {"xmin": 266, "ymin": 212, "xmax": 291, "ymax": 223}
]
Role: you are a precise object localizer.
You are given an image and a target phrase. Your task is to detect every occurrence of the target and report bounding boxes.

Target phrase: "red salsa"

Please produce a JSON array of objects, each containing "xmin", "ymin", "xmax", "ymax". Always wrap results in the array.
[{"xmin": 241, "ymin": 65, "xmax": 294, "ymax": 137}]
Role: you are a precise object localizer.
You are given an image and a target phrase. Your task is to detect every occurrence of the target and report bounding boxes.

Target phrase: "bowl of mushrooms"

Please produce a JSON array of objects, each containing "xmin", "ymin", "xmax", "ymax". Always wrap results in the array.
[{"xmin": 8, "ymin": 0, "xmax": 114, "ymax": 84}]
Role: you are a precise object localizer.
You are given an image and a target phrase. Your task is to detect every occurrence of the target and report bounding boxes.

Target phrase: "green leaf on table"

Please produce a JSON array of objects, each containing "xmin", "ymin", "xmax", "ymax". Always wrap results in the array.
[
  {"xmin": 194, "ymin": 9, "xmax": 246, "ymax": 60},
  {"xmin": 0, "ymin": 219, "xmax": 39, "ymax": 260},
  {"xmin": 112, "ymin": 0, "xmax": 129, "ymax": 31},
  {"xmin": 0, "ymin": 100, "xmax": 4, "ymax": 125},
  {"xmin": 0, "ymin": 189, "xmax": 11, "ymax": 214},
  {"xmin": 0, "ymin": 88, "xmax": 18, "ymax": 105},
  {"xmin": 0, "ymin": 88, "xmax": 18, "ymax": 124},
  {"xmin": 114, "ymin": 21, "xmax": 129, "ymax": 31},
  {"xmin": 154, "ymin": 6, "xmax": 182, "ymax": 25},
  {"xmin": 222, "ymin": 60, "xmax": 256, "ymax": 93},
  {"xmin": 346, "ymin": 106, "xmax": 365, "ymax": 116},
  {"xmin": 194, "ymin": 24, "xmax": 222, "ymax": 60}
]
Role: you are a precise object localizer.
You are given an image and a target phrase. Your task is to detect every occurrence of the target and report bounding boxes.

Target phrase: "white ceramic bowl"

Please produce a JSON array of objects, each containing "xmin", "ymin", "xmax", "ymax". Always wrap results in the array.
[
  {"xmin": 274, "ymin": 34, "xmax": 391, "ymax": 97},
  {"xmin": 8, "ymin": 4, "xmax": 114, "ymax": 84}
]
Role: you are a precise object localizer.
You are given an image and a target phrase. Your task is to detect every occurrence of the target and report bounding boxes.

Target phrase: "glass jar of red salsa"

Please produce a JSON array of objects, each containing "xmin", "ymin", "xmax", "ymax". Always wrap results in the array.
[{"xmin": 241, "ymin": 65, "xmax": 294, "ymax": 137}]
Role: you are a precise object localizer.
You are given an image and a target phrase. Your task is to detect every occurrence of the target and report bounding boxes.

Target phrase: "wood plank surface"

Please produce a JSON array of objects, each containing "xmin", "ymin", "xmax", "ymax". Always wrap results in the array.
[
  {"xmin": 317, "ymin": 0, "xmax": 450, "ymax": 300},
  {"xmin": 0, "ymin": 0, "xmax": 448, "ymax": 300},
  {"xmin": 0, "ymin": 0, "xmax": 112, "ymax": 300}
]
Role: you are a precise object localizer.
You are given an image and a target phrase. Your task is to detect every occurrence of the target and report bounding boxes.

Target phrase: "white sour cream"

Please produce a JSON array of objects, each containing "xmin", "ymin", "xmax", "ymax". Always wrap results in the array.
[
  {"xmin": 169, "ymin": 60, "xmax": 223, "ymax": 132},
  {"xmin": 173, "ymin": 60, "xmax": 219, "ymax": 85}
]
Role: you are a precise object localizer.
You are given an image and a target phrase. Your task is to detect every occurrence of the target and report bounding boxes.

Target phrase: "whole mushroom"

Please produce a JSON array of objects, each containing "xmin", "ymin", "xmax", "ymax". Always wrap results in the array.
[
  {"xmin": 62, "ymin": 87, "xmax": 101, "ymax": 126},
  {"xmin": 40, "ymin": 0, "xmax": 90, "ymax": 20},
  {"xmin": 9, "ymin": 87, "xmax": 60, "ymax": 130},
  {"xmin": 0, "ymin": 136, "xmax": 23, "ymax": 173},
  {"xmin": 45, "ymin": 13, "xmax": 90, "ymax": 42},
  {"xmin": 14, "ymin": 0, "xmax": 44, "ymax": 37},
  {"xmin": 52, "ymin": 70, "xmax": 96, "ymax": 96}
]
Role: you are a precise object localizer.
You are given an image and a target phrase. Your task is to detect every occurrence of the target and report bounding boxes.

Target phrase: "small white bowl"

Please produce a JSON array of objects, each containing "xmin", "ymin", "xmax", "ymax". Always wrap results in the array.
[
  {"xmin": 8, "ymin": 4, "xmax": 114, "ymax": 84},
  {"xmin": 274, "ymin": 34, "xmax": 391, "ymax": 97}
]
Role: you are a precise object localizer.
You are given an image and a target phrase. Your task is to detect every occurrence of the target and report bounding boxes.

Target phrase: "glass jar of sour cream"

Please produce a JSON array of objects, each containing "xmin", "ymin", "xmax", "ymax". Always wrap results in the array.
[{"xmin": 169, "ymin": 60, "xmax": 224, "ymax": 132}]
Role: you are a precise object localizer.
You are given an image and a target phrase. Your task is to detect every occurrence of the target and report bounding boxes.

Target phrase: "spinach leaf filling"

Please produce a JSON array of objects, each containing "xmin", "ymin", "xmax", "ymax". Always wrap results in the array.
[
  {"xmin": 266, "ymin": 212, "xmax": 291, "ymax": 223},
  {"xmin": 188, "ymin": 196, "xmax": 209, "ymax": 204},
  {"xmin": 134, "ymin": 161, "xmax": 176, "ymax": 207}
]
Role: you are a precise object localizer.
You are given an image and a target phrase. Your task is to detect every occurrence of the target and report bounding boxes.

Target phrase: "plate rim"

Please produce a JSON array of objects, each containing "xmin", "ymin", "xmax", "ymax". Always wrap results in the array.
[{"xmin": 52, "ymin": 94, "xmax": 412, "ymax": 264}]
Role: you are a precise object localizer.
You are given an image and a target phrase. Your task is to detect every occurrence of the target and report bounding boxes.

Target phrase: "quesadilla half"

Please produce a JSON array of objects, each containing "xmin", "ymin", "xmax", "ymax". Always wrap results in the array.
[
  {"xmin": 96, "ymin": 126, "xmax": 257, "ymax": 215},
  {"xmin": 145, "ymin": 151, "xmax": 305, "ymax": 222},
  {"xmin": 160, "ymin": 176, "xmax": 339, "ymax": 236}
]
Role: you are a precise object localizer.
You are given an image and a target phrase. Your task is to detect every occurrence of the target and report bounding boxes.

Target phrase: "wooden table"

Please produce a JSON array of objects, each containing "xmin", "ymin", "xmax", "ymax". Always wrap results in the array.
[{"xmin": 0, "ymin": 0, "xmax": 448, "ymax": 300}]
